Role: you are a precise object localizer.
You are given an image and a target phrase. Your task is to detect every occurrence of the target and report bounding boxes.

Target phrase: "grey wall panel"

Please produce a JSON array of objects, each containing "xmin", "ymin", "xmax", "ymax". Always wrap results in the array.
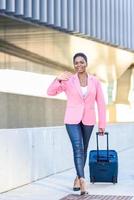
[
  {"xmin": 15, "ymin": 0, "xmax": 24, "ymax": 15},
  {"xmin": 47, "ymin": 0, "xmax": 54, "ymax": 25},
  {"xmin": 96, "ymin": 0, "xmax": 101, "ymax": 39},
  {"xmin": 85, "ymin": 0, "xmax": 91, "ymax": 35},
  {"xmin": 73, "ymin": 0, "xmax": 80, "ymax": 33},
  {"xmin": 40, "ymin": 0, "xmax": 47, "ymax": 23},
  {"xmin": 90, "ymin": 0, "xmax": 97, "ymax": 37},
  {"xmin": 32, "ymin": 0, "xmax": 40, "ymax": 20},
  {"xmin": 105, "ymin": 0, "xmax": 111, "ymax": 43},
  {"xmin": 6, "ymin": 0, "xmax": 15, "ymax": 12},
  {"xmin": 67, "ymin": 0, "xmax": 74, "ymax": 31},
  {"xmin": 1, "ymin": 0, "xmax": 134, "ymax": 51},
  {"xmin": 127, "ymin": 0, "xmax": 131, "ymax": 49},
  {"xmin": 119, "ymin": 0, "xmax": 124, "ymax": 47},
  {"xmin": 115, "ymin": 0, "xmax": 119, "ymax": 45},
  {"xmin": 0, "ymin": 92, "xmax": 66, "ymax": 128},
  {"xmin": 123, "ymin": 0, "xmax": 128, "ymax": 48},
  {"xmin": 110, "ymin": 0, "xmax": 116, "ymax": 44},
  {"xmin": 24, "ymin": 0, "xmax": 32, "ymax": 18},
  {"xmin": 0, "ymin": 0, "xmax": 6, "ymax": 10},
  {"xmin": 54, "ymin": 0, "xmax": 61, "ymax": 27},
  {"xmin": 79, "ymin": 0, "xmax": 85, "ymax": 34},
  {"xmin": 101, "ymin": 0, "xmax": 106, "ymax": 42},
  {"xmin": 61, "ymin": 0, "xmax": 68, "ymax": 29},
  {"xmin": 131, "ymin": 0, "xmax": 134, "ymax": 49}
]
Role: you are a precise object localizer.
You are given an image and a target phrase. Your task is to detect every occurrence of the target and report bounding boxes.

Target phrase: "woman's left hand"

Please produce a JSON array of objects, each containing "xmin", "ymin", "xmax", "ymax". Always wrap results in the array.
[{"xmin": 98, "ymin": 128, "xmax": 105, "ymax": 136}]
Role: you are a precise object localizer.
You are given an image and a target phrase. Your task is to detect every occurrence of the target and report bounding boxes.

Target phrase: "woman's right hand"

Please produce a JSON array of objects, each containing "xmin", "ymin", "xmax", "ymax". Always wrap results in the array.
[{"xmin": 56, "ymin": 71, "xmax": 72, "ymax": 81}]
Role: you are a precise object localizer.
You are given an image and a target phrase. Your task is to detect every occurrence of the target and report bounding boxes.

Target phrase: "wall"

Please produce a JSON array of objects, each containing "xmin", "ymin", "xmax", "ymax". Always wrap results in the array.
[
  {"xmin": 0, "ymin": 123, "xmax": 134, "ymax": 193},
  {"xmin": 0, "ymin": 126, "xmax": 73, "ymax": 193},
  {"xmin": 0, "ymin": 92, "xmax": 66, "ymax": 128}
]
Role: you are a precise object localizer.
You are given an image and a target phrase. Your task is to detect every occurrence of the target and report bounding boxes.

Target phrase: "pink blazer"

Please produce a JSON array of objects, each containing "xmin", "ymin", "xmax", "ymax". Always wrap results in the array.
[{"xmin": 47, "ymin": 74, "xmax": 106, "ymax": 128}]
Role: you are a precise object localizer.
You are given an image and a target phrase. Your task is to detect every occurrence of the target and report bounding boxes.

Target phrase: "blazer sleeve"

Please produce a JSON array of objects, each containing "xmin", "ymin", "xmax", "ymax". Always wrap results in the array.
[
  {"xmin": 47, "ymin": 78, "xmax": 67, "ymax": 96},
  {"xmin": 95, "ymin": 79, "xmax": 106, "ymax": 129}
]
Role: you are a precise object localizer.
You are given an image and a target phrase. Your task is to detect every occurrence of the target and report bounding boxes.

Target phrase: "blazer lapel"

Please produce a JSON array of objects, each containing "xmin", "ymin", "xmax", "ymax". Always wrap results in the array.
[
  {"xmin": 84, "ymin": 74, "xmax": 92, "ymax": 98},
  {"xmin": 73, "ymin": 74, "xmax": 83, "ymax": 98},
  {"xmin": 73, "ymin": 74, "xmax": 93, "ymax": 99}
]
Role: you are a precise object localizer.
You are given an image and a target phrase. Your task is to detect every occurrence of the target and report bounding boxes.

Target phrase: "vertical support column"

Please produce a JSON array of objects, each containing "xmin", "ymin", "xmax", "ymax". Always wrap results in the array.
[
  {"xmin": 115, "ymin": 68, "xmax": 132, "ymax": 104},
  {"xmin": 107, "ymin": 104, "xmax": 117, "ymax": 123}
]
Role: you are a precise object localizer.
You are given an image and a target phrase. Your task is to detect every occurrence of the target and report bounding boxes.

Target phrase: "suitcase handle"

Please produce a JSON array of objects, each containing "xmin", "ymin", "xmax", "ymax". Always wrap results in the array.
[{"xmin": 96, "ymin": 132, "xmax": 109, "ymax": 162}]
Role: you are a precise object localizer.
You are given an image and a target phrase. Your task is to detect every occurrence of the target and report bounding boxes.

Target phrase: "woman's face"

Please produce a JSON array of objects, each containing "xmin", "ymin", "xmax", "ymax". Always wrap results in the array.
[{"xmin": 74, "ymin": 56, "xmax": 87, "ymax": 73}]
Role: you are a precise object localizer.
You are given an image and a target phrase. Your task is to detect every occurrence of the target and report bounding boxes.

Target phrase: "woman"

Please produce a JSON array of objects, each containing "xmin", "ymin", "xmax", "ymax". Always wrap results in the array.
[{"xmin": 47, "ymin": 53, "xmax": 106, "ymax": 195}]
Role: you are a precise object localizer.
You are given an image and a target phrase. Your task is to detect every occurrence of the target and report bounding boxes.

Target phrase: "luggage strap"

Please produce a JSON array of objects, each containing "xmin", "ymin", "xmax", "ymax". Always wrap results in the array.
[{"xmin": 96, "ymin": 132, "xmax": 109, "ymax": 162}]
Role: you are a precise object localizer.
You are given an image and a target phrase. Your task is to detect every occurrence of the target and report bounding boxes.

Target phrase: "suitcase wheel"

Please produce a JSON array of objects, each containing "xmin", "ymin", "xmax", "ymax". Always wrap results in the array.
[
  {"xmin": 90, "ymin": 176, "xmax": 95, "ymax": 184},
  {"xmin": 112, "ymin": 176, "xmax": 117, "ymax": 184}
]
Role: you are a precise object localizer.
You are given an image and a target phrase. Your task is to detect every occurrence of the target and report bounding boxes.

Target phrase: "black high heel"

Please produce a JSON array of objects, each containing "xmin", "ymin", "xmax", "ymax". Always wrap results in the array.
[{"xmin": 73, "ymin": 176, "xmax": 80, "ymax": 191}]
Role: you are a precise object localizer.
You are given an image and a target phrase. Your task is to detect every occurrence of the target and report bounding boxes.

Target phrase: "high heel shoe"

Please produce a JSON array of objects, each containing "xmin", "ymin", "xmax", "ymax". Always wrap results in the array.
[
  {"xmin": 79, "ymin": 178, "xmax": 88, "ymax": 195},
  {"xmin": 73, "ymin": 176, "xmax": 80, "ymax": 191}
]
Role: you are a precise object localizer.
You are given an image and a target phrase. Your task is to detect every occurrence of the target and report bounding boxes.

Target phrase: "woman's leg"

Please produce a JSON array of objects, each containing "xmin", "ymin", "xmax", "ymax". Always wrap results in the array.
[
  {"xmin": 80, "ymin": 122, "xmax": 94, "ymax": 166},
  {"xmin": 65, "ymin": 123, "xmax": 84, "ymax": 178}
]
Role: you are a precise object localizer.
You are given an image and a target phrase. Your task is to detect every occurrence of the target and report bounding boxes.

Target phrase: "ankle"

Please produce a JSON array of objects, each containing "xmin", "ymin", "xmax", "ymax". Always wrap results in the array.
[
  {"xmin": 79, "ymin": 177, "xmax": 85, "ymax": 182},
  {"xmin": 79, "ymin": 178, "xmax": 88, "ymax": 195}
]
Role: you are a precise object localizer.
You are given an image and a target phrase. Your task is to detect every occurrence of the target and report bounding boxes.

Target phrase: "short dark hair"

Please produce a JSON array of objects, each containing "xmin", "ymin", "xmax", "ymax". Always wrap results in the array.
[{"xmin": 73, "ymin": 53, "xmax": 87, "ymax": 63}]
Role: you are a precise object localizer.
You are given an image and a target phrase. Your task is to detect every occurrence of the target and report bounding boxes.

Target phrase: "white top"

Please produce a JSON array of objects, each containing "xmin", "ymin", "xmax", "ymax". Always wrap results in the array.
[{"xmin": 81, "ymin": 86, "xmax": 88, "ymax": 96}]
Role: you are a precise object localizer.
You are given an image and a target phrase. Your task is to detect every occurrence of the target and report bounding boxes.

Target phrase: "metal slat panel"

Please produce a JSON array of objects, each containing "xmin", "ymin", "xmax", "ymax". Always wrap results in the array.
[
  {"xmin": 0, "ymin": 0, "xmax": 6, "ymax": 10},
  {"xmin": 127, "ymin": 0, "xmax": 131, "ymax": 49},
  {"xmin": 40, "ymin": 0, "xmax": 47, "ymax": 23},
  {"xmin": 131, "ymin": 0, "xmax": 134, "ymax": 49},
  {"xmin": 110, "ymin": 0, "xmax": 116, "ymax": 44},
  {"xmin": 1, "ymin": 0, "xmax": 133, "ymax": 51},
  {"xmin": 54, "ymin": 0, "xmax": 61, "ymax": 27},
  {"xmin": 106, "ymin": 0, "xmax": 111, "ymax": 43},
  {"xmin": 24, "ymin": 0, "xmax": 32, "ymax": 18},
  {"xmin": 73, "ymin": 0, "xmax": 80, "ymax": 33},
  {"xmin": 47, "ymin": 0, "xmax": 54, "ymax": 25},
  {"xmin": 61, "ymin": 0, "xmax": 68, "ymax": 30},
  {"xmin": 96, "ymin": 0, "xmax": 101, "ymax": 39},
  {"xmin": 119, "ymin": 0, "xmax": 124, "ymax": 47},
  {"xmin": 101, "ymin": 0, "xmax": 106, "ymax": 41},
  {"xmin": 85, "ymin": 0, "xmax": 91, "ymax": 35},
  {"xmin": 15, "ymin": 0, "xmax": 24, "ymax": 15},
  {"xmin": 6, "ymin": 0, "xmax": 15, "ymax": 13},
  {"xmin": 67, "ymin": 0, "xmax": 74, "ymax": 31},
  {"xmin": 123, "ymin": 0, "xmax": 128, "ymax": 48},
  {"xmin": 91, "ymin": 0, "xmax": 97, "ymax": 37},
  {"xmin": 32, "ymin": 0, "xmax": 40, "ymax": 20},
  {"xmin": 79, "ymin": 0, "xmax": 85, "ymax": 34},
  {"xmin": 115, "ymin": 0, "xmax": 119, "ymax": 45}
]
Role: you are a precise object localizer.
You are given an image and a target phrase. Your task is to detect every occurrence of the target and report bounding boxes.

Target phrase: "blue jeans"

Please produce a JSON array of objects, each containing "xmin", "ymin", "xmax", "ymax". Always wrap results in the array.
[{"xmin": 65, "ymin": 122, "xmax": 94, "ymax": 178}]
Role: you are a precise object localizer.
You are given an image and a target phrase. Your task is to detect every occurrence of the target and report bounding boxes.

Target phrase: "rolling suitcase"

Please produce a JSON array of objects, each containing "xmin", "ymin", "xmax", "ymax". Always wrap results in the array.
[{"xmin": 89, "ymin": 132, "xmax": 118, "ymax": 183}]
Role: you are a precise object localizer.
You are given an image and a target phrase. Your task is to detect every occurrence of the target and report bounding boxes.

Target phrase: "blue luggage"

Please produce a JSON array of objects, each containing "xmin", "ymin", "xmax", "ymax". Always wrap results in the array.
[{"xmin": 89, "ymin": 132, "xmax": 118, "ymax": 183}]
